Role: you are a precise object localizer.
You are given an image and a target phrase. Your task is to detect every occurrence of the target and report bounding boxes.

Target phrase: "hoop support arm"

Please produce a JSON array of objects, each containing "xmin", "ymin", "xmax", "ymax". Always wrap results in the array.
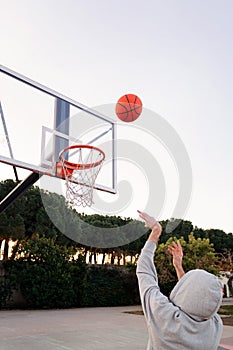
[{"xmin": 0, "ymin": 172, "xmax": 40, "ymax": 214}]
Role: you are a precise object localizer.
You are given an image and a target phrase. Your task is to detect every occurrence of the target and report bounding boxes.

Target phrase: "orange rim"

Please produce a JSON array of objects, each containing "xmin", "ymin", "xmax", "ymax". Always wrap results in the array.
[{"xmin": 59, "ymin": 145, "xmax": 105, "ymax": 170}]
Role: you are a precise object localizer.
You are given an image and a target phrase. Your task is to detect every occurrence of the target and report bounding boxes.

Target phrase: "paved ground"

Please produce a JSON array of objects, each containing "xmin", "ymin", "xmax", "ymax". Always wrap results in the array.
[
  {"xmin": 220, "ymin": 298, "xmax": 233, "ymax": 349},
  {"xmin": 0, "ymin": 304, "xmax": 232, "ymax": 350}
]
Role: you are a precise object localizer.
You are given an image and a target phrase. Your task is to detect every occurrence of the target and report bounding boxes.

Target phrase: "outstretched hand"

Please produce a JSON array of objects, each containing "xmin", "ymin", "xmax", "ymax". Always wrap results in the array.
[
  {"xmin": 168, "ymin": 241, "xmax": 185, "ymax": 280},
  {"xmin": 137, "ymin": 210, "xmax": 162, "ymax": 244}
]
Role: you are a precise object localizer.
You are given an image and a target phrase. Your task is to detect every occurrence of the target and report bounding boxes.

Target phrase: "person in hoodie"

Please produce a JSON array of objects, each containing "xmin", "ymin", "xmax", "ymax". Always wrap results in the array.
[{"xmin": 136, "ymin": 210, "xmax": 223, "ymax": 350}]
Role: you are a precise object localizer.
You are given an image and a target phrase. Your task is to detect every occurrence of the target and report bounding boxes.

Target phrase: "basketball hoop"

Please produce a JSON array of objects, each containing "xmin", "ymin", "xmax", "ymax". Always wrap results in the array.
[{"xmin": 57, "ymin": 145, "xmax": 105, "ymax": 207}]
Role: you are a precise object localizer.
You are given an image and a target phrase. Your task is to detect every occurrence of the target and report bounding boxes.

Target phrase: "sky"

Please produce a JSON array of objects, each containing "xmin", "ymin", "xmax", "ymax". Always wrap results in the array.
[{"xmin": 0, "ymin": 0, "xmax": 233, "ymax": 233}]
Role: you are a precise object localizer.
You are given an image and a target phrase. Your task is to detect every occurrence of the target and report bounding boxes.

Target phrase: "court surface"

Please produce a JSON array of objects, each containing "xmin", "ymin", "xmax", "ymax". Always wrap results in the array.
[{"xmin": 0, "ymin": 304, "xmax": 232, "ymax": 350}]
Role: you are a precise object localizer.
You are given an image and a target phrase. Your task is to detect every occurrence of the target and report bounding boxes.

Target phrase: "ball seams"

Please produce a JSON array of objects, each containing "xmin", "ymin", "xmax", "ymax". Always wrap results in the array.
[{"xmin": 116, "ymin": 94, "xmax": 142, "ymax": 122}]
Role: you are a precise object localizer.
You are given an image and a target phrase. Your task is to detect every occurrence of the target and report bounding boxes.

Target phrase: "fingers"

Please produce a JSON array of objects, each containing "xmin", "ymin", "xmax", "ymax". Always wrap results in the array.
[
  {"xmin": 168, "ymin": 240, "xmax": 183, "ymax": 256},
  {"xmin": 168, "ymin": 245, "xmax": 176, "ymax": 255},
  {"xmin": 137, "ymin": 210, "xmax": 145, "ymax": 221},
  {"xmin": 168, "ymin": 246, "xmax": 173, "ymax": 255},
  {"xmin": 171, "ymin": 240, "xmax": 181, "ymax": 250},
  {"xmin": 137, "ymin": 210, "xmax": 154, "ymax": 226},
  {"xmin": 172, "ymin": 241, "xmax": 179, "ymax": 249},
  {"xmin": 137, "ymin": 210, "xmax": 162, "ymax": 238},
  {"xmin": 168, "ymin": 242, "xmax": 177, "ymax": 255},
  {"xmin": 177, "ymin": 240, "xmax": 182, "ymax": 250},
  {"xmin": 137, "ymin": 210, "xmax": 150, "ymax": 221}
]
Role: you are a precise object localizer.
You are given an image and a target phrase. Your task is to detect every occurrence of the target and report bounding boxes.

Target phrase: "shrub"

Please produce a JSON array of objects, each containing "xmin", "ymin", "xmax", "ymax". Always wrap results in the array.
[
  {"xmin": 9, "ymin": 236, "xmax": 86, "ymax": 309},
  {"xmin": 2, "ymin": 236, "xmax": 140, "ymax": 309},
  {"xmin": 0, "ymin": 263, "xmax": 17, "ymax": 308},
  {"xmin": 85, "ymin": 265, "xmax": 139, "ymax": 307}
]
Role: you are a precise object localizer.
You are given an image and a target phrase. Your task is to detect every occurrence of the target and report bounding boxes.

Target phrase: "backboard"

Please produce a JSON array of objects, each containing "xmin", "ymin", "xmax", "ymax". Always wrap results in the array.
[{"xmin": 0, "ymin": 65, "xmax": 117, "ymax": 195}]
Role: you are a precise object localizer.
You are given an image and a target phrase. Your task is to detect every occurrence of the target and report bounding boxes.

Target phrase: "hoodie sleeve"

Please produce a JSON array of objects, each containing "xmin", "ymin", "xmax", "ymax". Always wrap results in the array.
[{"xmin": 136, "ymin": 240, "xmax": 177, "ymax": 323}]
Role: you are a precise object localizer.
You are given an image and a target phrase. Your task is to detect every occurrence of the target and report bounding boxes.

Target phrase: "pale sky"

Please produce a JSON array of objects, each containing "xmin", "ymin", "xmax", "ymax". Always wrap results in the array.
[{"xmin": 0, "ymin": 0, "xmax": 233, "ymax": 233}]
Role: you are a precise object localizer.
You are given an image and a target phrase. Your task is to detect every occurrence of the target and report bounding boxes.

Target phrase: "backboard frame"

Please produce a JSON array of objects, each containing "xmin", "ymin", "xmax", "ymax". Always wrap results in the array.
[{"xmin": 0, "ymin": 64, "xmax": 117, "ymax": 194}]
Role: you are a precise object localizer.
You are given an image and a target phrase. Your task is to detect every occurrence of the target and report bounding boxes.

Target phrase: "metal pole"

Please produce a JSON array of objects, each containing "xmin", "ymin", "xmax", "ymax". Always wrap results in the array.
[
  {"xmin": 54, "ymin": 99, "xmax": 70, "ymax": 161},
  {"xmin": 0, "ymin": 102, "xmax": 19, "ymax": 182},
  {"xmin": 0, "ymin": 172, "xmax": 39, "ymax": 213}
]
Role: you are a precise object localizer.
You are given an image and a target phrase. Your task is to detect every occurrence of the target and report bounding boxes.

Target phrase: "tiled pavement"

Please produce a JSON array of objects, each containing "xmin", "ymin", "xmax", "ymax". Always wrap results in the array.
[{"xmin": 0, "ymin": 303, "xmax": 232, "ymax": 350}]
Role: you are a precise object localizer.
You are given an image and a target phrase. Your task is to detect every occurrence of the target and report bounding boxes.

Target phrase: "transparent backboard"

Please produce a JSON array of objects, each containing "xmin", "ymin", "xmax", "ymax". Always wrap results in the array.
[{"xmin": 0, "ymin": 65, "xmax": 116, "ymax": 194}]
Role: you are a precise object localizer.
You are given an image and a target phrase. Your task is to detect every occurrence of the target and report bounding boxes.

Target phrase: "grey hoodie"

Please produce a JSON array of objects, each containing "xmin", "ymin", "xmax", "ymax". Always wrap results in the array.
[{"xmin": 136, "ymin": 240, "xmax": 223, "ymax": 350}]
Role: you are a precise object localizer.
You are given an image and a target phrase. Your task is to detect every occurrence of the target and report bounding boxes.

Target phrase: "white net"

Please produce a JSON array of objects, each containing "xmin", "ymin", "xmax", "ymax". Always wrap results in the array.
[{"xmin": 59, "ymin": 145, "xmax": 104, "ymax": 207}]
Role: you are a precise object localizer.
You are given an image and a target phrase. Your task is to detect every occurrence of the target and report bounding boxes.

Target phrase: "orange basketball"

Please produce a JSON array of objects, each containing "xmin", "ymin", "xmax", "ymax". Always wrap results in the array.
[{"xmin": 115, "ymin": 94, "xmax": 142, "ymax": 122}]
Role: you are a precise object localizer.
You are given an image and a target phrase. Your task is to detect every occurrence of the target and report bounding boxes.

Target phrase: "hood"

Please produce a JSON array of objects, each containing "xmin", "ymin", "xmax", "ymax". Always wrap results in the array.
[{"xmin": 169, "ymin": 269, "xmax": 222, "ymax": 321}]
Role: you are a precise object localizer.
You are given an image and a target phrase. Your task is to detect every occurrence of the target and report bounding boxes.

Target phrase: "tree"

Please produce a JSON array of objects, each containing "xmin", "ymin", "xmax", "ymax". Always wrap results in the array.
[
  {"xmin": 0, "ymin": 213, "xmax": 9, "ymax": 255},
  {"xmin": 1, "ymin": 179, "xmax": 232, "ymax": 271},
  {"xmin": 10, "ymin": 235, "xmax": 86, "ymax": 308},
  {"xmin": 154, "ymin": 233, "xmax": 220, "ymax": 292},
  {"xmin": 0, "ymin": 180, "xmax": 26, "ymax": 259},
  {"xmin": 159, "ymin": 219, "xmax": 193, "ymax": 243},
  {"xmin": 0, "ymin": 213, "xmax": 25, "ymax": 260}
]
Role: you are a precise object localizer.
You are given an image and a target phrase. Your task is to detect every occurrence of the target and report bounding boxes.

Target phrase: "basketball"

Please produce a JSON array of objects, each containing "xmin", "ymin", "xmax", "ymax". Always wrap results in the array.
[{"xmin": 115, "ymin": 94, "xmax": 142, "ymax": 122}]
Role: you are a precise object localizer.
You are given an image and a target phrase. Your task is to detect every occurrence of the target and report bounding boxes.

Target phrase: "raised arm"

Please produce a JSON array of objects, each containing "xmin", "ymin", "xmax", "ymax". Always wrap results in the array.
[
  {"xmin": 137, "ymin": 210, "xmax": 162, "ymax": 243},
  {"xmin": 136, "ymin": 210, "xmax": 177, "ymax": 323},
  {"xmin": 168, "ymin": 241, "xmax": 185, "ymax": 280}
]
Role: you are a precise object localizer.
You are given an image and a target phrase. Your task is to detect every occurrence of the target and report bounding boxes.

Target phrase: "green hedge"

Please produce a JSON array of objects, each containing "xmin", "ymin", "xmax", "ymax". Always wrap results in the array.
[
  {"xmin": 0, "ymin": 264, "xmax": 17, "ymax": 308},
  {"xmin": 85, "ymin": 265, "xmax": 140, "ymax": 307},
  {"xmin": 7, "ymin": 259, "xmax": 86, "ymax": 309},
  {"xmin": 0, "ymin": 237, "xmax": 140, "ymax": 309}
]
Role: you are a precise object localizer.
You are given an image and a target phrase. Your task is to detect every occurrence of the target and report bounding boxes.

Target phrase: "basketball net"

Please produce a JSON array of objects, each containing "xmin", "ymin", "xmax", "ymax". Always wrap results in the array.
[{"xmin": 58, "ymin": 145, "xmax": 105, "ymax": 207}]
